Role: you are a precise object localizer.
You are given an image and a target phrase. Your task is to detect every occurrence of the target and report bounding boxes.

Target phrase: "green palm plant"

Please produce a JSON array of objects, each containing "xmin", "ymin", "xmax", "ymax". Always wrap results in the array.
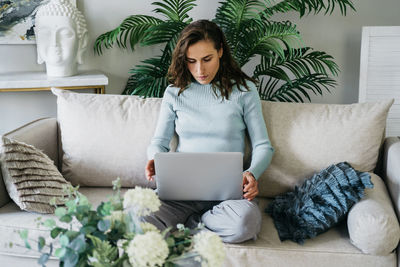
[{"xmin": 94, "ymin": 0, "xmax": 355, "ymax": 102}]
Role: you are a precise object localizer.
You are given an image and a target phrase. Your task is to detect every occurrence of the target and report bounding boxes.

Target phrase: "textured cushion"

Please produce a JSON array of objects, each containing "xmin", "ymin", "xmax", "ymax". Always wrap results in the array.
[
  {"xmin": 266, "ymin": 162, "xmax": 373, "ymax": 244},
  {"xmin": 0, "ymin": 136, "xmax": 69, "ymax": 213},
  {"xmin": 257, "ymin": 100, "xmax": 393, "ymax": 197},
  {"xmin": 52, "ymin": 88, "xmax": 169, "ymax": 188},
  {"xmin": 347, "ymin": 173, "xmax": 400, "ymax": 255}
]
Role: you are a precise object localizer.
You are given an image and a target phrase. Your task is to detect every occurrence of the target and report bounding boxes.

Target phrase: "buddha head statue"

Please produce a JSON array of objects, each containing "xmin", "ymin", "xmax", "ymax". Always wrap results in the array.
[{"xmin": 35, "ymin": 0, "xmax": 88, "ymax": 77}]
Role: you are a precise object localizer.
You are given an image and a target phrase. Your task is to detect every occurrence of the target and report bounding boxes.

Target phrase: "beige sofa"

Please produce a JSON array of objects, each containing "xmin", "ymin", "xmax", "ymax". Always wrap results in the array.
[{"xmin": 1, "ymin": 88, "xmax": 400, "ymax": 267}]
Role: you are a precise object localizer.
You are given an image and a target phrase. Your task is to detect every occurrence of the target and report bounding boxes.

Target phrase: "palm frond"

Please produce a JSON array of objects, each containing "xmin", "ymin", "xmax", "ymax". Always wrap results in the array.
[
  {"xmin": 123, "ymin": 56, "xmax": 170, "ymax": 97},
  {"xmin": 262, "ymin": 0, "xmax": 355, "ymax": 18},
  {"xmin": 253, "ymin": 47, "xmax": 339, "ymax": 82},
  {"xmin": 258, "ymin": 73, "xmax": 336, "ymax": 102},
  {"xmin": 261, "ymin": 1, "xmax": 298, "ymax": 18},
  {"xmin": 153, "ymin": 0, "xmax": 197, "ymax": 22},
  {"xmin": 140, "ymin": 21, "xmax": 188, "ymax": 65},
  {"xmin": 233, "ymin": 20, "xmax": 302, "ymax": 67},
  {"xmin": 141, "ymin": 21, "xmax": 188, "ymax": 47},
  {"xmin": 94, "ymin": 15, "xmax": 162, "ymax": 55},
  {"xmin": 214, "ymin": 0, "xmax": 267, "ymax": 30},
  {"xmin": 214, "ymin": 0, "xmax": 270, "ymax": 57},
  {"xmin": 162, "ymin": 30, "xmax": 183, "ymax": 63}
]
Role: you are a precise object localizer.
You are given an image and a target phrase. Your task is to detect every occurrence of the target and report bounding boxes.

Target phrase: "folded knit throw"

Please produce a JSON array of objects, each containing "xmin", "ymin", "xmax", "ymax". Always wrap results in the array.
[{"xmin": 266, "ymin": 162, "xmax": 373, "ymax": 244}]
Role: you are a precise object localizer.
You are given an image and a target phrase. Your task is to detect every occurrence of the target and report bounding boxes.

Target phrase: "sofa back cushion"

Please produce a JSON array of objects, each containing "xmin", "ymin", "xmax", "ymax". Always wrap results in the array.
[
  {"xmin": 52, "ymin": 88, "xmax": 164, "ymax": 187},
  {"xmin": 53, "ymin": 88, "xmax": 392, "ymax": 196},
  {"xmin": 257, "ymin": 100, "xmax": 393, "ymax": 197}
]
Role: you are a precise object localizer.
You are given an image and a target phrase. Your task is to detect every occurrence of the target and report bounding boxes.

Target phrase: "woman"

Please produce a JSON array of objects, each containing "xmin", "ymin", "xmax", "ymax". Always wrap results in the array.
[{"xmin": 145, "ymin": 20, "xmax": 274, "ymax": 243}]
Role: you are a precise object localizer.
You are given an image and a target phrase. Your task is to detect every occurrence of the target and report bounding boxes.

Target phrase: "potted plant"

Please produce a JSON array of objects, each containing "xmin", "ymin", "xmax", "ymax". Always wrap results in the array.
[{"xmin": 94, "ymin": 0, "xmax": 355, "ymax": 102}]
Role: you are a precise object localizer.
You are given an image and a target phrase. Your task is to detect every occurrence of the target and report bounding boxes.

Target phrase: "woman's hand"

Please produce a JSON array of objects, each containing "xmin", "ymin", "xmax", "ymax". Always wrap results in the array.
[
  {"xmin": 145, "ymin": 159, "xmax": 155, "ymax": 181},
  {"xmin": 242, "ymin": 171, "xmax": 258, "ymax": 201}
]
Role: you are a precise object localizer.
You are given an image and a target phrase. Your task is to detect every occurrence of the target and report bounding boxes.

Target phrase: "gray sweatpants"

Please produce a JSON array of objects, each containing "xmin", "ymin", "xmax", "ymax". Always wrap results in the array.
[{"xmin": 144, "ymin": 199, "xmax": 262, "ymax": 243}]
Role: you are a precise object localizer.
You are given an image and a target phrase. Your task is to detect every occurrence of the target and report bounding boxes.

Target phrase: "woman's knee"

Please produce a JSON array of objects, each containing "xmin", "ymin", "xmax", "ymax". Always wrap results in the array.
[
  {"xmin": 227, "ymin": 202, "xmax": 261, "ymax": 243},
  {"xmin": 203, "ymin": 199, "xmax": 262, "ymax": 243}
]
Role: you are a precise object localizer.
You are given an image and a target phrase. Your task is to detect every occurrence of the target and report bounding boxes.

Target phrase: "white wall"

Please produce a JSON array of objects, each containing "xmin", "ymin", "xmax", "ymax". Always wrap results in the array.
[{"xmin": 1, "ymin": 0, "xmax": 400, "ymax": 134}]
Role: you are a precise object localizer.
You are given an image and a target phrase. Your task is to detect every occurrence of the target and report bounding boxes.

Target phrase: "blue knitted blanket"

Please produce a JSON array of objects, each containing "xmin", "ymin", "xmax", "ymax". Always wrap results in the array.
[{"xmin": 266, "ymin": 162, "xmax": 373, "ymax": 244}]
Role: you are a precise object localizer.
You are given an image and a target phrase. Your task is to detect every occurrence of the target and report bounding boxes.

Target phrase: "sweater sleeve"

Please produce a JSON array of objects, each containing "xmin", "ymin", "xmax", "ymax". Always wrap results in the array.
[
  {"xmin": 147, "ymin": 86, "xmax": 177, "ymax": 160},
  {"xmin": 242, "ymin": 83, "xmax": 274, "ymax": 180}
]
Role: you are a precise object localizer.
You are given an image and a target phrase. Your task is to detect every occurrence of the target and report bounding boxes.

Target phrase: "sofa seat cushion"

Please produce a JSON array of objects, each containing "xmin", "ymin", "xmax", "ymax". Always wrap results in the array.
[
  {"xmin": 224, "ymin": 198, "xmax": 396, "ymax": 267},
  {"xmin": 0, "ymin": 191, "xmax": 396, "ymax": 266}
]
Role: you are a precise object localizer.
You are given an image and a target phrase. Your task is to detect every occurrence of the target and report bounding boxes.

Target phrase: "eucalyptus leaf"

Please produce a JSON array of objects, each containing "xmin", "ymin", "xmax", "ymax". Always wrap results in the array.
[
  {"xmin": 24, "ymin": 240, "xmax": 31, "ymax": 249},
  {"xmin": 76, "ymin": 205, "xmax": 90, "ymax": 215},
  {"xmin": 97, "ymin": 219, "xmax": 111, "ymax": 232},
  {"xmin": 55, "ymin": 247, "xmax": 67, "ymax": 258},
  {"xmin": 60, "ymin": 235, "xmax": 69, "ymax": 247},
  {"xmin": 64, "ymin": 230, "xmax": 80, "ymax": 241},
  {"xmin": 65, "ymin": 199, "xmax": 76, "ymax": 209},
  {"xmin": 80, "ymin": 225, "xmax": 97, "ymax": 235},
  {"xmin": 97, "ymin": 202, "xmax": 113, "ymax": 216},
  {"xmin": 51, "ymin": 227, "xmax": 65, "ymax": 239},
  {"xmin": 55, "ymin": 207, "xmax": 67, "ymax": 218},
  {"xmin": 63, "ymin": 248, "xmax": 79, "ymax": 267},
  {"xmin": 19, "ymin": 229, "xmax": 28, "ymax": 240},
  {"xmin": 38, "ymin": 236, "xmax": 45, "ymax": 251},
  {"xmin": 69, "ymin": 234, "xmax": 86, "ymax": 253},
  {"xmin": 60, "ymin": 214, "xmax": 73, "ymax": 223},
  {"xmin": 38, "ymin": 253, "xmax": 50, "ymax": 266},
  {"xmin": 79, "ymin": 195, "xmax": 89, "ymax": 206}
]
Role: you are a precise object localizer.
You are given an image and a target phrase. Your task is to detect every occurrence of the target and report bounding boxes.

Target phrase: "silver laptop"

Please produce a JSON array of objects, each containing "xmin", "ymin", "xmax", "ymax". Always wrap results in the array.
[{"xmin": 154, "ymin": 152, "xmax": 243, "ymax": 201}]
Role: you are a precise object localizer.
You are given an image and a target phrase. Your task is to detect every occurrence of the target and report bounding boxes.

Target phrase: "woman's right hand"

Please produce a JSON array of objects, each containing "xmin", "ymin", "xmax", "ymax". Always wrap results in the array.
[{"xmin": 145, "ymin": 159, "xmax": 155, "ymax": 181}]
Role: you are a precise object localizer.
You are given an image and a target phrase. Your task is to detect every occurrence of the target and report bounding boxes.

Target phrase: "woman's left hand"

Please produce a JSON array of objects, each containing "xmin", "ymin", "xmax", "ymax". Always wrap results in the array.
[{"xmin": 242, "ymin": 172, "xmax": 259, "ymax": 201}]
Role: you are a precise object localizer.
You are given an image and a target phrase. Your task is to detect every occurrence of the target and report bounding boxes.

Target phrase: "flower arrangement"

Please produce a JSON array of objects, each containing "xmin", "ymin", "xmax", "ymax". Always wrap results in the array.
[{"xmin": 18, "ymin": 179, "xmax": 225, "ymax": 267}]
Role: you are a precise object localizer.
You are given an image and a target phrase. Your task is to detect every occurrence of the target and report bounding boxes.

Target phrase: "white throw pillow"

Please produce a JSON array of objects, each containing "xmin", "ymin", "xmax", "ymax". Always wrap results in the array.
[
  {"xmin": 347, "ymin": 173, "xmax": 400, "ymax": 255},
  {"xmin": 0, "ymin": 136, "xmax": 69, "ymax": 213},
  {"xmin": 257, "ymin": 100, "xmax": 394, "ymax": 197},
  {"xmin": 52, "ymin": 88, "xmax": 167, "ymax": 188}
]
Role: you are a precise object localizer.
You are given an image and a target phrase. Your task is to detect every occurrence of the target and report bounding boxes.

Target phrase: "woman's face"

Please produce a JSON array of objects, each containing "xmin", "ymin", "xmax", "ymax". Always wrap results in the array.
[{"xmin": 186, "ymin": 39, "xmax": 223, "ymax": 85}]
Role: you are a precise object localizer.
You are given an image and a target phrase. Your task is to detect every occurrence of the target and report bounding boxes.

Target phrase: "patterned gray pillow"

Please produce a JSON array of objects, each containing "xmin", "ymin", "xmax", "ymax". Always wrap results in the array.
[{"xmin": 0, "ymin": 136, "xmax": 70, "ymax": 213}]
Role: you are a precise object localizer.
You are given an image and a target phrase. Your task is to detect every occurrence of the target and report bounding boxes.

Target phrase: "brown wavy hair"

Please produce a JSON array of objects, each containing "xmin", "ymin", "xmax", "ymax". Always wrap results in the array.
[{"xmin": 167, "ymin": 20, "xmax": 256, "ymax": 99}]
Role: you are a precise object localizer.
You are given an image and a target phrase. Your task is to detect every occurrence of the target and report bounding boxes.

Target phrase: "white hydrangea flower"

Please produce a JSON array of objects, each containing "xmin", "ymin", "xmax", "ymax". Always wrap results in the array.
[
  {"xmin": 140, "ymin": 222, "xmax": 160, "ymax": 233},
  {"xmin": 123, "ymin": 187, "xmax": 161, "ymax": 216},
  {"xmin": 193, "ymin": 231, "xmax": 225, "ymax": 267},
  {"xmin": 126, "ymin": 231, "xmax": 169, "ymax": 267}
]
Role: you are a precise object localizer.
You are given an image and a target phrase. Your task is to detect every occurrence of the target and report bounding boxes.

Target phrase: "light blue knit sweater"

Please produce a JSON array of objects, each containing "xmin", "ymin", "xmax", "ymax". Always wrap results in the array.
[{"xmin": 147, "ymin": 81, "xmax": 274, "ymax": 180}]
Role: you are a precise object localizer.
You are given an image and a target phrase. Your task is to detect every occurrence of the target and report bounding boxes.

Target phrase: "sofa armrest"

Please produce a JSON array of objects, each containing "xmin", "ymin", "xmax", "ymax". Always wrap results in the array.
[
  {"xmin": 0, "ymin": 118, "xmax": 59, "ymax": 208},
  {"xmin": 382, "ymin": 137, "xmax": 400, "ymax": 218}
]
